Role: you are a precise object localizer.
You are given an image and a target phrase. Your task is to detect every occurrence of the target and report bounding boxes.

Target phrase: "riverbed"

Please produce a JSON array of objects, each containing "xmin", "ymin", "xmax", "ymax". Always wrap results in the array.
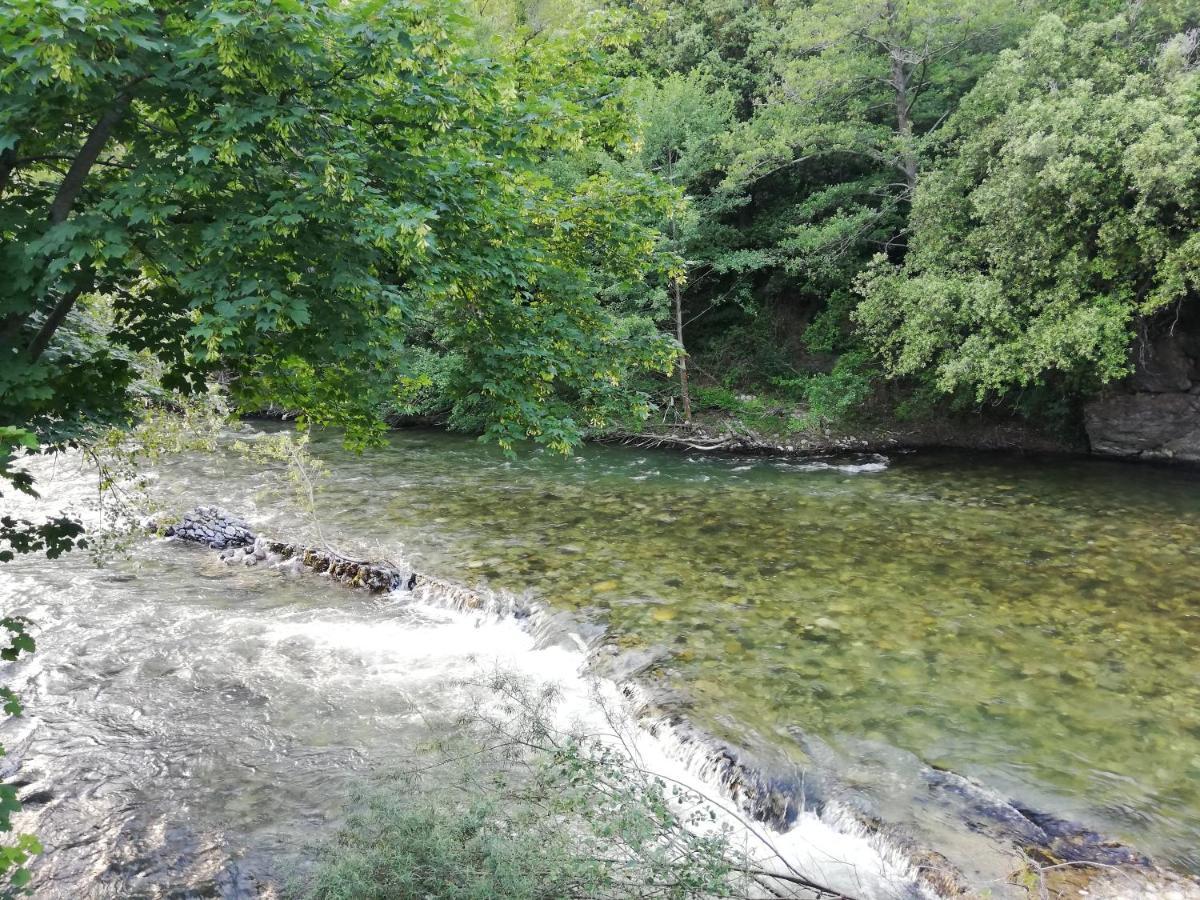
[{"xmin": 3, "ymin": 427, "xmax": 1200, "ymax": 897}]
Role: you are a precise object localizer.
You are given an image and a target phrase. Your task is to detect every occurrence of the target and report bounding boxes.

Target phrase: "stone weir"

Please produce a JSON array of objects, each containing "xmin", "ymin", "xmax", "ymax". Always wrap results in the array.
[
  {"xmin": 162, "ymin": 506, "xmax": 416, "ymax": 593},
  {"xmin": 161, "ymin": 505, "xmax": 1166, "ymax": 899},
  {"xmin": 618, "ymin": 689, "xmax": 1153, "ymax": 898}
]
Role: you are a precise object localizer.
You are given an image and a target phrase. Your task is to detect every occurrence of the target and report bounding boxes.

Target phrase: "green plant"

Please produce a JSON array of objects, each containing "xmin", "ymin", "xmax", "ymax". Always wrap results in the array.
[
  {"xmin": 0, "ymin": 618, "xmax": 41, "ymax": 897},
  {"xmin": 855, "ymin": 12, "xmax": 1200, "ymax": 402},
  {"xmin": 691, "ymin": 312, "xmax": 799, "ymax": 393},
  {"xmin": 295, "ymin": 674, "xmax": 843, "ymax": 900},
  {"xmin": 794, "ymin": 353, "xmax": 877, "ymax": 429},
  {"xmin": 0, "ymin": 0, "xmax": 679, "ymax": 512},
  {"xmin": 691, "ymin": 385, "xmax": 747, "ymax": 414}
]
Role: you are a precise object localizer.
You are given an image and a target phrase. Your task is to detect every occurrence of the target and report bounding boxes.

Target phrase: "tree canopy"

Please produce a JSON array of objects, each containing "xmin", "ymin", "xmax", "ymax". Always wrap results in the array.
[
  {"xmin": 855, "ymin": 11, "xmax": 1200, "ymax": 399},
  {"xmin": 0, "ymin": 0, "xmax": 676, "ymax": 498},
  {"xmin": 7, "ymin": 0, "xmax": 1198, "ymax": 472}
]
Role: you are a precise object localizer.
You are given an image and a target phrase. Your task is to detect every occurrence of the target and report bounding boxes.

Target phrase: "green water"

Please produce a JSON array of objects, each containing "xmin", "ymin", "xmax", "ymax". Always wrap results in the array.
[{"xmin": 203, "ymin": 429, "xmax": 1200, "ymax": 873}]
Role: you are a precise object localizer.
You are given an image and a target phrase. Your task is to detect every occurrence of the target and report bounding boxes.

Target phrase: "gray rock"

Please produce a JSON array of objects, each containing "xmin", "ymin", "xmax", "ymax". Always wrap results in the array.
[
  {"xmin": 1084, "ymin": 392, "xmax": 1200, "ymax": 462},
  {"xmin": 1129, "ymin": 331, "xmax": 1195, "ymax": 392},
  {"xmin": 169, "ymin": 507, "xmax": 257, "ymax": 549}
]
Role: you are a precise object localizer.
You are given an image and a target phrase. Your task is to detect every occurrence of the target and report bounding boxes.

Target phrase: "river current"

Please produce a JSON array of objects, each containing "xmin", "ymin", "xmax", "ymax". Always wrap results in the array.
[{"xmin": 3, "ymin": 426, "xmax": 1200, "ymax": 898}]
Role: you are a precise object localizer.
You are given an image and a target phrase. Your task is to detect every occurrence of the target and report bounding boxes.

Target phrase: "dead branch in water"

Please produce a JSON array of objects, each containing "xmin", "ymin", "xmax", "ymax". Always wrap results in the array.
[{"xmin": 605, "ymin": 431, "xmax": 738, "ymax": 452}]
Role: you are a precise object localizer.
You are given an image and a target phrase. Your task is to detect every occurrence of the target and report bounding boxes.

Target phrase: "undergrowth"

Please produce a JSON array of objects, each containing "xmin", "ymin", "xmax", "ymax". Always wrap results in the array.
[{"xmin": 293, "ymin": 674, "xmax": 847, "ymax": 900}]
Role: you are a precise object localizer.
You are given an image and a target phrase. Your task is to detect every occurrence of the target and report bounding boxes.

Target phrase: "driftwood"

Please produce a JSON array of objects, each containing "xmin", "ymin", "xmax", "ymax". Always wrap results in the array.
[
  {"xmin": 597, "ymin": 426, "xmax": 877, "ymax": 457},
  {"xmin": 612, "ymin": 431, "xmax": 738, "ymax": 452}
]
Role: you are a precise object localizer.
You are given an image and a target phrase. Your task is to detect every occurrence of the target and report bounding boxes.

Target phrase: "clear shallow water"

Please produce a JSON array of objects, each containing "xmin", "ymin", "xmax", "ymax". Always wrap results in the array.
[
  {"xmin": 3, "ymin": 427, "xmax": 1200, "ymax": 896},
  {"xmin": 283, "ymin": 430, "xmax": 1200, "ymax": 874},
  {"xmin": 0, "ymin": 438, "xmax": 930, "ymax": 900}
]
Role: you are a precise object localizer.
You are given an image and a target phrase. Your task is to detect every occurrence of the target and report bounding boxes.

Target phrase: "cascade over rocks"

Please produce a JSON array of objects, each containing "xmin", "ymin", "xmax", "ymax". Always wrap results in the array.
[
  {"xmin": 625, "ymin": 693, "xmax": 1155, "ymax": 896},
  {"xmin": 160, "ymin": 504, "xmax": 1163, "ymax": 897},
  {"xmin": 920, "ymin": 767, "xmax": 1151, "ymax": 868}
]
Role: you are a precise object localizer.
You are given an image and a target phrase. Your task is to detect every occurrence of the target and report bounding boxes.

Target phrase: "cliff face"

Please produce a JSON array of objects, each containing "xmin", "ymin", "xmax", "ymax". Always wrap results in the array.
[{"xmin": 1085, "ymin": 323, "xmax": 1200, "ymax": 463}]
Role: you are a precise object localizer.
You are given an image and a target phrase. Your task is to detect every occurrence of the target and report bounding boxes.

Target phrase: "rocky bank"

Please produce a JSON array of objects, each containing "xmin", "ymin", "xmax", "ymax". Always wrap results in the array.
[{"xmin": 1085, "ymin": 323, "xmax": 1200, "ymax": 463}]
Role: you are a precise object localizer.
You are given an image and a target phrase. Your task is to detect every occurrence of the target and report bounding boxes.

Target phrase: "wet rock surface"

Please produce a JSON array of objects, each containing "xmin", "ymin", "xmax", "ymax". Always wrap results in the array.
[
  {"xmin": 163, "ymin": 506, "xmax": 256, "ymax": 549},
  {"xmin": 628, "ymin": 692, "xmax": 1161, "ymax": 898},
  {"xmin": 922, "ymin": 767, "xmax": 1150, "ymax": 868},
  {"xmin": 218, "ymin": 538, "xmax": 412, "ymax": 593},
  {"xmin": 164, "ymin": 507, "xmax": 410, "ymax": 593},
  {"xmin": 1085, "ymin": 391, "xmax": 1200, "ymax": 462}
]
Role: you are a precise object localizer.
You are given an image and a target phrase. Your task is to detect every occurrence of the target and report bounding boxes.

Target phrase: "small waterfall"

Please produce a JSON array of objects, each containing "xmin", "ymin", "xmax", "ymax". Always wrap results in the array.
[
  {"xmin": 181, "ymin": 505, "xmax": 1146, "ymax": 899},
  {"xmin": 166, "ymin": 498, "xmax": 938, "ymax": 898},
  {"xmin": 370, "ymin": 554, "xmax": 940, "ymax": 900}
]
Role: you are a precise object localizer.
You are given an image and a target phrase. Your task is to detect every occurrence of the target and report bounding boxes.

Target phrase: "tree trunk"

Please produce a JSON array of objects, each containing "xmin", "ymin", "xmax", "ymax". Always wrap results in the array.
[
  {"xmin": 884, "ymin": 0, "xmax": 918, "ymax": 194},
  {"xmin": 0, "ymin": 145, "xmax": 15, "ymax": 200},
  {"xmin": 665, "ymin": 147, "xmax": 692, "ymax": 424},
  {"xmin": 48, "ymin": 87, "xmax": 136, "ymax": 226},
  {"xmin": 672, "ymin": 274, "xmax": 691, "ymax": 424},
  {"xmin": 0, "ymin": 146, "xmax": 20, "ymax": 343},
  {"xmin": 27, "ymin": 271, "xmax": 93, "ymax": 362},
  {"xmin": 10, "ymin": 84, "xmax": 139, "ymax": 357},
  {"xmin": 890, "ymin": 49, "xmax": 918, "ymax": 193}
]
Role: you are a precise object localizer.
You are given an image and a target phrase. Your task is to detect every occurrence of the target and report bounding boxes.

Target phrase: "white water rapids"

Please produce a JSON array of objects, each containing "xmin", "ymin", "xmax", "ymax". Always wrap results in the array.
[
  {"xmin": 3, "ymin": 432, "xmax": 1197, "ymax": 900},
  {"xmin": 0, "ymin": 446, "xmax": 932, "ymax": 899}
]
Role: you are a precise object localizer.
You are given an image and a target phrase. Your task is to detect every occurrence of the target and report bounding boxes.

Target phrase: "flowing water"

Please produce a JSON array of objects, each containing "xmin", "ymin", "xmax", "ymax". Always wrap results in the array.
[{"xmin": 3, "ymin": 426, "xmax": 1200, "ymax": 898}]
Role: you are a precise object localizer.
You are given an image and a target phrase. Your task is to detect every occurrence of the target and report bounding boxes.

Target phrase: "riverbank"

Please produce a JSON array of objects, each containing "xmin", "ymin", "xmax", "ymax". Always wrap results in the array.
[
  {"xmin": 594, "ymin": 408, "xmax": 1082, "ymax": 460},
  {"xmin": 627, "ymin": 332, "xmax": 1200, "ymax": 466},
  {"xmin": 370, "ymin": 401, "xmax": 1086, "ymax": 463},
  {"xmin": 259, "ymin": 399, "xmax": 1200, "ymax": 475}
]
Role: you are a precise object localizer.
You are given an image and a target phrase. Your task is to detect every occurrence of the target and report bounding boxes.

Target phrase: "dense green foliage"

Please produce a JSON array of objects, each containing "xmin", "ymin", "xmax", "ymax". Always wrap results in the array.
[
  {"xmin": 0, "ymin": 0, "xmax": 674, "ymax": 884},
  {"xmin": 857, "ymin": 11, "xmax": 1200, "ymax": 400},
  {"xmin": 5, "ymin": 0, "xmax": 1200, "ymax": 469},
  {"xmin": 0, "ymin": 0, "xmax": 676, "ymax": 494},
  {"xmin": 588, "ymin": 0, "xmax": 1199, "ymax": 428},
  {"xmin": 599, "ymin": 0, "xmax": 1042, "ymax": 410}
]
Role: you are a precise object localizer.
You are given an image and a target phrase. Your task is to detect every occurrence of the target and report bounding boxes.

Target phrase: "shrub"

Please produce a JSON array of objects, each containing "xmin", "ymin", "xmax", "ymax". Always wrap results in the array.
[
  {"xmin": 792, "ymin": 353, "xmax": 877, "ymax": 429},
  {"xmin": 294, "ymin": 675, "xmax": 835, "ymax": 900}
]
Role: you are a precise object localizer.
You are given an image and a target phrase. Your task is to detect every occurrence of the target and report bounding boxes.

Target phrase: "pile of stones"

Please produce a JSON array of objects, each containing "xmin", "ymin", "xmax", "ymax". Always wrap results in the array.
[
  {"xmin": 162, "ymin": 506, "xmax": 410, "ymax": 594},
  {"xmin": 163, "ymin": 506, "xmax": 256, "ymax": 549}
]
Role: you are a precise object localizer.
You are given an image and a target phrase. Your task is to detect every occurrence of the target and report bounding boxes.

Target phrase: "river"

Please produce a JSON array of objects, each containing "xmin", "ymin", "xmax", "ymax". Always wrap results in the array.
[{"xmin": 3, "ymin": 426, "xmax": 1200, "ymax": 898}]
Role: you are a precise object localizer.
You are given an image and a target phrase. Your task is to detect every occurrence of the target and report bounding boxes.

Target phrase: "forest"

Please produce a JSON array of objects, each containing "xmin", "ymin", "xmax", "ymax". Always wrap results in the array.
[
  {"xmin": 4, "ymin": 0, "xmax": 1200, "ymax": 480},
  {"xmin": 3, "ymin": 0, "xmax": 1200, "ymax": 898}
]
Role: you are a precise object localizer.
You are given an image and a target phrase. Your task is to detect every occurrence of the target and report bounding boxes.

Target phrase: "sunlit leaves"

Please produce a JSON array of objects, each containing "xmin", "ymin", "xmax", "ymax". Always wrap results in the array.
[
  {"xmin": 855, "ymin": 12, "xmax": 1200, "ymax": 399},
  {"xmin": 1, "ymin": 0, "xmax": 677, "ymax": 486}
]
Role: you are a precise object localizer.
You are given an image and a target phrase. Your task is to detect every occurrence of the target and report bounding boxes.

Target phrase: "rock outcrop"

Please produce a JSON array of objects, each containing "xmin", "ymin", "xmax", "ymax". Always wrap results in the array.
[{"xmin": 1085, "ymin": 325, "xmax": 1200, "ymax": 463}]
